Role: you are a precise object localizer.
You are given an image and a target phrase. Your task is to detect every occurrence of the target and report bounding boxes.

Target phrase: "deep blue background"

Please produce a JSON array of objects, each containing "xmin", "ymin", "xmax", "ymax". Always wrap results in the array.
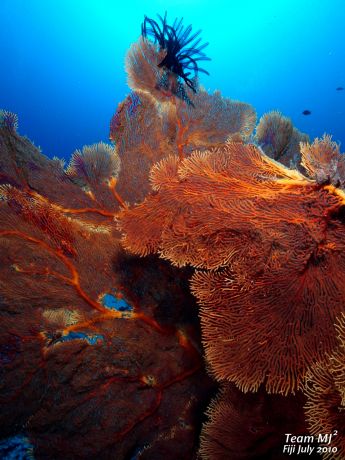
[{"xmin": 0, "ymin": 0, "xmax": 344, "ymax": 160}]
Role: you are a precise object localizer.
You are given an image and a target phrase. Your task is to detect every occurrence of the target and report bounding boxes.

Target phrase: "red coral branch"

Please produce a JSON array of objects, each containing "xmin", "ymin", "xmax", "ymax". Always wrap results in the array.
[{"xmin": 0, "ymin": 230, "xmax": 108, "ymax": 314}]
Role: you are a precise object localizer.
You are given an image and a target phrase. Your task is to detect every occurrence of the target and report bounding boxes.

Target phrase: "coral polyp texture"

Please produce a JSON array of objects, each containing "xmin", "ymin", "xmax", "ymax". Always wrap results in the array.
[{"xmin": 119, "ymin": 142, "xmax": 345, "ymax": 394}]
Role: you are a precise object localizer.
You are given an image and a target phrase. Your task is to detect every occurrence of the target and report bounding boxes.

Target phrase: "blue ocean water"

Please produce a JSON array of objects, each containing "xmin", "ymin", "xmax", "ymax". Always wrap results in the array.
[{"xmin": 0, "ymin": 0, "xmax": 344, "ymax": 158}]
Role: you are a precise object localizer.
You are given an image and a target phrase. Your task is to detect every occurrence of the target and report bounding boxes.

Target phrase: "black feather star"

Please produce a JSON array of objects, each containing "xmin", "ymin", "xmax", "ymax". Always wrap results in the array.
[{"xmin": 141, "ymin": 12, "xmax": 210, "ymax": 94}]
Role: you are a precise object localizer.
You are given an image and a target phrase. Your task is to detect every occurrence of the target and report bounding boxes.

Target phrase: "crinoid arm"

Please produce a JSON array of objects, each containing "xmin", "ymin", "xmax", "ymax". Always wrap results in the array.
[{"xmin": 140, "ymin": 12, "xmax": 210, "ymax": 97}]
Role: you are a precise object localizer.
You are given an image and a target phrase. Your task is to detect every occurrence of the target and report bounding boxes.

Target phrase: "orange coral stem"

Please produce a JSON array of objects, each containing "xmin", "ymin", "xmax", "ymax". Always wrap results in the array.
[
  {"xmin": 176, "ymin": 117, "xmax": 188, "ymax": 160},
  {"xmin": 82, "ymin": 374, "xmax": 139, "ymax": 403},
  {"xmin": 63, "ymin": 310, "xmax": 166, "ymax": 336},
  {"xmin": 0, "ymin": 230, "xmax": 108, "ymax": 314},
  {"xmin": 113, "ymin": 355, "xmax": 201, "ymax": 442},
  {"xmin": 1, "ymin": 357, "xmax": 46, "ymax": 403},
  {"xmin": 61, "ymin": 207, "xmax": 116, "ymax": 218},
  {"xmin": 132, "ymin": 311, "xmax": 166, "ymax": 333},
  {"xmin": 161, "ymin": 363, "xmax": 201, "ymax": 390},
  {"xmin": 27, "ymin": 189, "xmax": 117, "ymax": 218},
  {"xmin": 109, "ymin": 177, "xmax": 128, "ymax": 209},
  {"xmin": 63, "ymin": 312, "xmax": 121, "ymax": 334},
  {"xmin": 114, "ymin": 389, "xmax": 163, "ymax": 441}
]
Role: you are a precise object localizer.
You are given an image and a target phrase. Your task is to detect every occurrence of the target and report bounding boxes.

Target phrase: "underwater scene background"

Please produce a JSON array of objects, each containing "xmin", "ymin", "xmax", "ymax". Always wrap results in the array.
[
  {"xmin": 1, "ymin": 0, "xmax": 345, "ymax": 459},
  {"xmin": 1, "ymin": 0, "xmax": 344, "ymax": 159}
]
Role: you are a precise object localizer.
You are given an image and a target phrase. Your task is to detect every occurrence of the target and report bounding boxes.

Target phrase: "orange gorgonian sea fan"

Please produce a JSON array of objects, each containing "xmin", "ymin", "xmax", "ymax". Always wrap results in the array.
[
  {"xmin": 303, "ymin": 313, "xmax": 345, "ymax": 459},
  {"xmin": 174, "ymin": 89, "xmax": 256, "ymax": 152},
  {"xmin": 109, "ymin": 85, "xmax": 256, "ymax": 206},
  {"xmin": 199, "ymin": 383, "xmax": 308, "ymax": 460},
  {"xmin": 0, "ymin": 124, "xmax": 213, "ymax": 459},
  {"xmin": 109, "ymin": 91, "xmax": 177, "ymax": 204},
  {"xmin": 118, "ymin": 142, "xmax": 345, "ymax": 394},
  {"xmin": 331, "ymin": 313, "xmax": 345, "ymax": 406},
  {"xmin": 126, "ymin": 37, "xmax": 167, "ymax": 103}
]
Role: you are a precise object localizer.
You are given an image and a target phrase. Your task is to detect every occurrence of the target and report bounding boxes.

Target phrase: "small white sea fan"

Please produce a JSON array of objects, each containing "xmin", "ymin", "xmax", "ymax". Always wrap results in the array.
[
  {"xmin": 0, "ymin": 109, "xmax": 18, "ymax": 131},
  {"xmin": 300, "ymin": 134, "xmax": 345, "ymax": 188},
  {"xmin": 67, "ymin": 142, "xmax": 120, "ymax": 185}
]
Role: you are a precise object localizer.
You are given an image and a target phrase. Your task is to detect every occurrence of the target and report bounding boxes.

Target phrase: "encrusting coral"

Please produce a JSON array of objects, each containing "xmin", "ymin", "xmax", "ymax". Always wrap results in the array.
[{"xmin": 2, "ymin": 10, "xmax": 345, "ymax": 460}]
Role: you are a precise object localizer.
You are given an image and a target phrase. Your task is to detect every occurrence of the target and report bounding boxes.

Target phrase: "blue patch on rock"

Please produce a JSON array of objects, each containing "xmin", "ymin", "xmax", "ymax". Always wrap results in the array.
[
  {"xmin": 101, "ymin": 292, "xmax": 133, "ymax": 311},
  {"xmin": 0, "ymin": 434, "xmax": 34, "ymax": 459},
  {"xmin": 59, "ymin": 331, "xmax": 104, "ymax": 345}
]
